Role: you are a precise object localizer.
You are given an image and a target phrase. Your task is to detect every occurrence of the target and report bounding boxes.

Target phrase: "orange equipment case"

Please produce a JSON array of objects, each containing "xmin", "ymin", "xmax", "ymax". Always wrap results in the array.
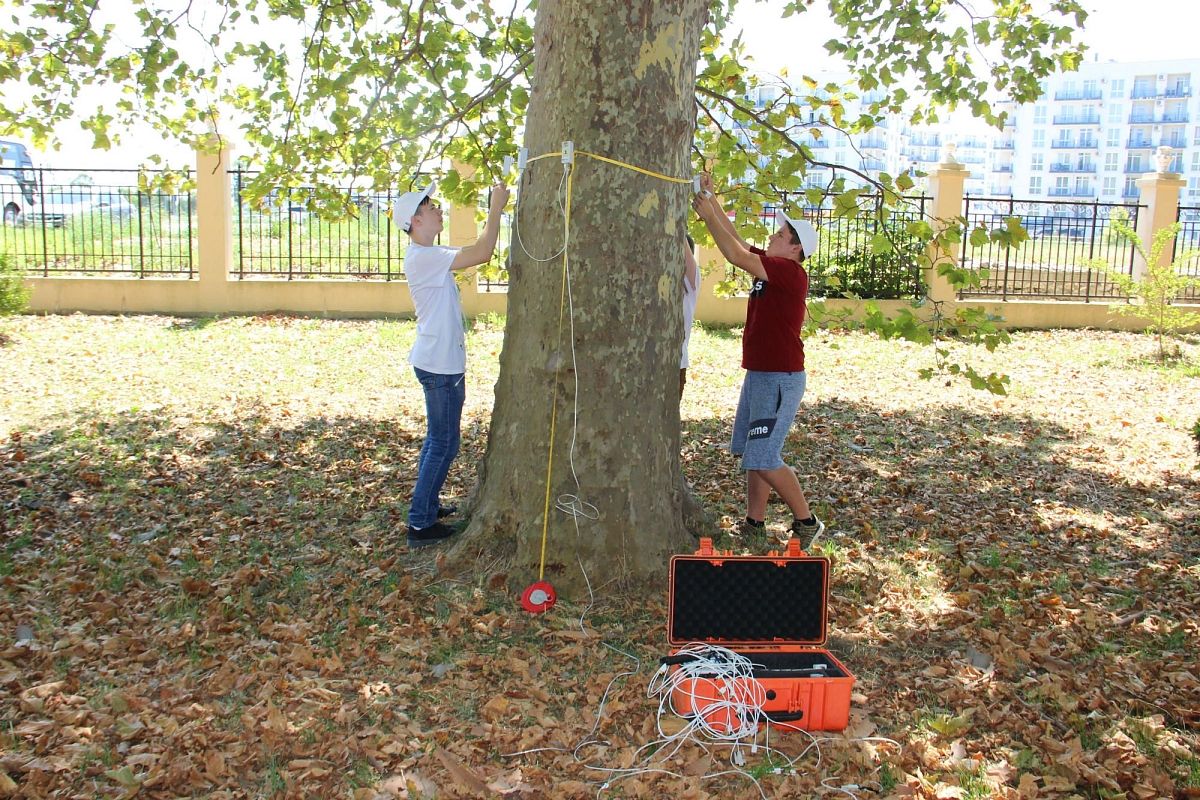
[{"xmin": 665, "ymin": 537, "xmax": 854, "ymax": 732}]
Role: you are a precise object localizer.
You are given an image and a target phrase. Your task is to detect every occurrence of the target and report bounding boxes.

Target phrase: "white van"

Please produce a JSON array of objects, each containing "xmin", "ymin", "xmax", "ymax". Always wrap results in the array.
[{"xmin": 0, "ymin": 140, "xmax": 37, "ymax": 225}]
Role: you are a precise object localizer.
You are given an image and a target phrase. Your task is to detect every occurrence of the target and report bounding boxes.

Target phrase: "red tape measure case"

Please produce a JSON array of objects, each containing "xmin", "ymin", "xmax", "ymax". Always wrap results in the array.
[{"xmin": 666, "ymin": 537, "xmax": 855, "ymax": 732}]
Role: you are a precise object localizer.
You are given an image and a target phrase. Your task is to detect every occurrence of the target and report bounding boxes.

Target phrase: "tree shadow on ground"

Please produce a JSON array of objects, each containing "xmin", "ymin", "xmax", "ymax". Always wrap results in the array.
[
  {"xmin": 2, "ymin": 397, "xmax": 1198, "ymax": 795},
  {"xmin": 0, "ymin": 410, "xmax": 491, "ymax": 563}
]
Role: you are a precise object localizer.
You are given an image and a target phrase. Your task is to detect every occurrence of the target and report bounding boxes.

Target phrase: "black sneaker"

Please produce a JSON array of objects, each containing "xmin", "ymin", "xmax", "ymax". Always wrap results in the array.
[
  {"xmin": 406, "ymin": 521, "xmax": 457, "ymax": 548},
  {"xmin": 436, "ymin": 504, "xmax": 458, "ymax": 519},
  {"xmin": 791, "ymin": 516, "xmax": 825, "ymax": 552}
]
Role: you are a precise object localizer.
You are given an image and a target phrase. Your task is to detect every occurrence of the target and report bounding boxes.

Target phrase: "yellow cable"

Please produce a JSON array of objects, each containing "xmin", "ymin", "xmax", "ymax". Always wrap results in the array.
[
  {"xmin": 537, "ymin": 160, "xmax": 574, "ymax": 582},
  {"xmin": 577, "ymin": 150, "xmax": 692, "ymax": 184},
  {"xmin": 523, "ymin": 149, "xmax": 690, "ymax": 183}
]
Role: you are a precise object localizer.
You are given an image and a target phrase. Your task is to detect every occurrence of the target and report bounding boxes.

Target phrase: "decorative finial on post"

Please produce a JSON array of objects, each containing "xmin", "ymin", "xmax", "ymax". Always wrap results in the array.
[
  {"xmin": 942, "ymin": 141, "xmax": 960, "ymax": 165},
  {"xmin": 1155, "ymin": 145, "xmax": 1174, "ymax": 174}
]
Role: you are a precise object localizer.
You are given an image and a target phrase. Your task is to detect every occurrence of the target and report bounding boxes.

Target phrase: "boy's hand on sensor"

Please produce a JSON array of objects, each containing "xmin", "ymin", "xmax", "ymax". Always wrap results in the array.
[{"xmin": 490, "ymin": 183, "xmax": 511, "ymax": 212}]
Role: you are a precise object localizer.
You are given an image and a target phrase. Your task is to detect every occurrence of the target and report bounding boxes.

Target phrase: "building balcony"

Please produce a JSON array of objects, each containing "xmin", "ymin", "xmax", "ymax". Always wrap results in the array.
[
  {"xmin": 1131, "ymin": 87, "xmax": 1158, "ymax": 99},
  {"xmin": 1127, "ymin": 139, "xmax": 1155, "ymax": 149},
  {"xmin": 1053, "ymin": 114, "xmax": 1100, "ymax": 125},
  {"xmin": 1124, "ymin": 164, "xmax": 1149, "ymax": 173},
  {"xmin": 1048, "ymin": 188, "xmax": 1095, "ymax": 197},
  {"xmin": 908, "ymin": 137, "xmax": 941, "ymax": 148},
  {"xmin": 1165, "ymin": 86, "xmax": 1192, "ymax": 98},
  {"xmin": 1129, "ymin": 113, "xmax": 1156, "ymax": 124},
  {"xmin": 995, "ymin": 140, "xmax": 1015, "ymax": 150},
  {"xmin": 1050, "ymin": 163, "xmax": 1096, "ymax": 173},
  {"xmin": 1050, "ymin": 140, "xmax": 1097, "ymax": 149},
  {"xmin": 1053, "ymin": 89, "xmax": 1103, "ymax": 101},
  {"xmin": 858, "ymin": 138, "xmax": 887, "ymax": 149},
  {"xmin": 1123, "ymin": 188, "xmax": 1141, "ymax": 198},
  {"xmin": 1162, "ymin": 112, "xmax": 1190, "ymax": 123},
  {"xmin": 995, "ymin": 165, "xmax": 1013, "ymax": 173}
]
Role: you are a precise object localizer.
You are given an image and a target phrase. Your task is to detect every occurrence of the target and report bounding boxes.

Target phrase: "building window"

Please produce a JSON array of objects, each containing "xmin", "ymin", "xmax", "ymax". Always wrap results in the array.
[
  {"xmin": 1031, "ymin": 153, "xmax": 1044, "ymax": 171},
  {"xmin": 1103, "ymin": 176, "xmax": 1117, "ymax": 195},
  {"xmin": 1034, "ymin": 105, "xmax": 1047, "ymax": 124},
  {"xmin": 1029, "ymin": 176, "xmax": 1042, "ymax": 194},
  {"xmin": 1105, "ymin": 152, "xmax": 1119, "ymax": 170},
  {"xmin": 1124, "ymin": 176, "xmax": 1138, "ymax": 197},
  {"xmin": 1054, "ymin": 176, "xmax": 1069, "ymax": 192},
  {"xmin": 1192, "ymin": 151, "xmax": 1200, "ymax": 171},
  {"xmin": 1083, "ymin": 79, "xmax": 1098, "ymax": 97},
  {"xmin": 1108, "ymin": 104, "xmax": 1124, "ymax": 123},
  {"xmin": 1190, "ymin": 177, "xmax": 1200, "ymax": 198},
  {"xmin": 1032, "ymin": 129, "xmax": 1045, "ymax": 148},
  {"xmin": 1110, "ymin": 78, "xmax": 1125, "ymax": 98},
  {"xmin": 1194, "ymin": 126, "xmax": 1200, "ymax": 146},
  {"xmin": 1107, "ymin": 128, "xmax": 1121, "ymax": 147}
]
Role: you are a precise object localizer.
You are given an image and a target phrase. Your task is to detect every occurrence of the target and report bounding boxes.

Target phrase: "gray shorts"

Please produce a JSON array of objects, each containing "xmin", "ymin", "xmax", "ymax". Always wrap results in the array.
[{"xmin": 730, "ymin": 370, "xmax": 807, "ymax": 470}]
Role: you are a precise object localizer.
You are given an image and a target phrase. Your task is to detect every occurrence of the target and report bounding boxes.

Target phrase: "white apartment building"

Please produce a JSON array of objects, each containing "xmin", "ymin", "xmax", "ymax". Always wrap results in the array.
[{"xmin": 747, "ymin": 58, "xmax": 1200, "ymax": 204}]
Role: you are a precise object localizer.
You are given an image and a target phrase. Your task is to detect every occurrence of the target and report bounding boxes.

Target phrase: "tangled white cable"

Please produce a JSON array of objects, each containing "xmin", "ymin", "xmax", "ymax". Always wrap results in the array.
[{"xmin": 648, "ymin": 643, "xmax": 768, "ymax": 746}]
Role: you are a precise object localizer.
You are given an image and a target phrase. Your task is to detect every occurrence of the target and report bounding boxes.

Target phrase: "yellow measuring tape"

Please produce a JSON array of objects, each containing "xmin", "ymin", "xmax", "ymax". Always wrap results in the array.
[{"xmin": 528, "ymin": 149, "xmax": 690, "ymax": 581}]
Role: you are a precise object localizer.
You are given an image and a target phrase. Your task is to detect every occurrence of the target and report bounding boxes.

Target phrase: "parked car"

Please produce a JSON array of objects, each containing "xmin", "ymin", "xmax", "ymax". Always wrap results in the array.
[{"xmin": 24, "ymin": 191, "xmax": 136, "ymax": 227}]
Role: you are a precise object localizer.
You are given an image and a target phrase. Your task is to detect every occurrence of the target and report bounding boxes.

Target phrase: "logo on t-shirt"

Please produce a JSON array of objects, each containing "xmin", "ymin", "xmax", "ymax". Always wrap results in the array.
[{"xmin": 750, "ymin": 278, "xmax": 767, "ymax": 298}]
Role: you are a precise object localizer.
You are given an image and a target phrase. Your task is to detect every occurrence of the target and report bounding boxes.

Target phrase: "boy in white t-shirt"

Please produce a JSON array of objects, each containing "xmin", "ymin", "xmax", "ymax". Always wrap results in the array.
[{"xmin": 393, "ymin": 180, "xmax": 510, "ymax": 547}]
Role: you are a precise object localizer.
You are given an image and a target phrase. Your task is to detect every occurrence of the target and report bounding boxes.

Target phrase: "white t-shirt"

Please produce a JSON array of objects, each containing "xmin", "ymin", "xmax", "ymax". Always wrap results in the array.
[
  {"xmin": 405, "ymin": 243, "xmax": 466, "ymax": 374},
  {"xmin": 680, "ymin": 268, "xmax": 699, "ymax": 368}
]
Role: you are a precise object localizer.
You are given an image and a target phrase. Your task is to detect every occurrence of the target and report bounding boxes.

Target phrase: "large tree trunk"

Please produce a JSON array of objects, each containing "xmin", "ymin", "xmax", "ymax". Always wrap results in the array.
[{"xmin": 457, "ymin": 0, "xmax": 708, "ymax": 596}]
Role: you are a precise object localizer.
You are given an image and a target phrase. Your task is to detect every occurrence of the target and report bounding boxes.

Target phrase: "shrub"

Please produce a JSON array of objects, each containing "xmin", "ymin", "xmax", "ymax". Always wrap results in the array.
[{"xmin": 0, "ymin": 249, "xmax": 30, "ymax": 317}]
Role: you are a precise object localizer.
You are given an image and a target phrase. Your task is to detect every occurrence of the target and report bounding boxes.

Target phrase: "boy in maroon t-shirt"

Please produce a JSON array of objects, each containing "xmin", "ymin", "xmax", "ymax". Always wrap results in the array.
[{"xmin": 692, "ymin": 174, "xmax": 824, "ymax": 550}]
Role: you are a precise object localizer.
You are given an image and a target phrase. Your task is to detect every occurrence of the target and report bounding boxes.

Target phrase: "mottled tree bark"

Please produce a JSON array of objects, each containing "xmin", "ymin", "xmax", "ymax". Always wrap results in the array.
[{"xmin": 456, "ymin": 0, "xmax": 709, "ymax": 596}]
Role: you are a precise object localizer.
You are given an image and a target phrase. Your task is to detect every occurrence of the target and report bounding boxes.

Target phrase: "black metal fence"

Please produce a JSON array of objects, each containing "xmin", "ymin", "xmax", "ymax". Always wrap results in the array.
[
  {"xmin": 476, "ymin": 207, "xmax": 511, "ymax": 292},
  {"xmin": 0, "ymin": 167, "xmax": 195, "ymax": 277},
  {"xmin": 231, "ymin": 169, "xmax": 406, "ymax": 280},
  {"xmin": 739, "ymin": 192, "xmax": 930, "ymax": 300},
  {"xmin": 959, "ymin": 196, "xmax": 1141, "ymax": 301},
  {"xmin": 1176, "ymin": 205, "xmax": 1200, "ymax": 301}
]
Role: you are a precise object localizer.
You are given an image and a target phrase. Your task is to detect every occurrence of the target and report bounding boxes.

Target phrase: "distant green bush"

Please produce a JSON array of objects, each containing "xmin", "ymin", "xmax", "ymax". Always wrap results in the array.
[{"xmin": 807, "ymin": 218, "xmax": 926, "ymax": 300}]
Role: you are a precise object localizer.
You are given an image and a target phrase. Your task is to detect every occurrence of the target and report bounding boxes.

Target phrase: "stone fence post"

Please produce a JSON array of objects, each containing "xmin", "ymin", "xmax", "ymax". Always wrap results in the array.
[
  {"xmin": 195, "ymin": 136, "xmax": 234, "ymax": 310},
  {"xmin": 1134, "ymin": 146, "xmax": 1185, "ymax": 280},
  {"xmin": 924, "ymin": 153, "xmax": 969, "ymax": 305}
]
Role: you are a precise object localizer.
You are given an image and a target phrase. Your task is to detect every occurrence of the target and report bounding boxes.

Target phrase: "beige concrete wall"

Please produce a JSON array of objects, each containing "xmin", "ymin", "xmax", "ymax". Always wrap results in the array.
[{"xmin": 21, "ymin": 144, "xmax": 1200, "ymax": 331}]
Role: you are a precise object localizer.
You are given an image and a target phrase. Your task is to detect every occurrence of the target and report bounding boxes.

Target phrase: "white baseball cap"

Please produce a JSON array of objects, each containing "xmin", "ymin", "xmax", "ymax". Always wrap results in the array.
[
  {"xmin": 776, "ymin": 210, "xmax": 819, "ymax": 259},
  {"xmin": 391, "ymin": 182, "xmax": 438, "ymax": 232}
]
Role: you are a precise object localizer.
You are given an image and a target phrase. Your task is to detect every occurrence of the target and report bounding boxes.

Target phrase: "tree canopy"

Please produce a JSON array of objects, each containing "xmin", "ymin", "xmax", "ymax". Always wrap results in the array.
[{"xmin": 2, "ymin": 0, "xmax": 1086, "ymax": 202}]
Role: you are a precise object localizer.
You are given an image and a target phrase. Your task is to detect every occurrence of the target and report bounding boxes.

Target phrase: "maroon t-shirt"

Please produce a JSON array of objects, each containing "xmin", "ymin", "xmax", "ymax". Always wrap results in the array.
[{"xmin": 743, "ymin": 247, "xmax": 808, "ymax": 372}]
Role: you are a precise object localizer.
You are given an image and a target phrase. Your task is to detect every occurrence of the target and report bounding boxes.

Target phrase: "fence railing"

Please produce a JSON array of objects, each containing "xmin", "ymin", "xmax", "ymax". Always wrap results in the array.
[
  {"xmin": 0, "ymin": 167, "xmax": 195, "ymax": 277},
  {"xmin": 477, "ymin": 205, "xmax": 511, "ymax": 292},
  {"xmin": 959, "ymin": 196, "xmax": 1141, "ymax": 301},
  {"xmin": 231, "ymin": 169, "xmax": 405, "ymax": 280},
  {"xmin": 733, "ymin": 192, "xmax": 929, "ymax": 300},
  {"xmin": 1175, "ymin": 205, "xmax": 1200, "ymax": 301}
]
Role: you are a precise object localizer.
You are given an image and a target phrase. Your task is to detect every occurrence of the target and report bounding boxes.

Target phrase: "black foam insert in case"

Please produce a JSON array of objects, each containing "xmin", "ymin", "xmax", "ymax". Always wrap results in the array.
[{"xmin": 668, "ymin": 555, "xmax": 830, "ymax": 646}]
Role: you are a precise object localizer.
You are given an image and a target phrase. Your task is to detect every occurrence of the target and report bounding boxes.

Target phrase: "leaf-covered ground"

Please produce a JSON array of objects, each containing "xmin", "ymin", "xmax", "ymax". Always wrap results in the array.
[{"xmin": 1, "ymin": 314, "xmax": 1198, "ymax": 800}]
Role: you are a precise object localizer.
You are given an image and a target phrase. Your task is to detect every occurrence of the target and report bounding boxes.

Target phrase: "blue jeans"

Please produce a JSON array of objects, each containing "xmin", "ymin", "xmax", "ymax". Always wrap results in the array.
[{"xmin": 408, "ymin": 367, "xmax": 465, "ymax": 529}]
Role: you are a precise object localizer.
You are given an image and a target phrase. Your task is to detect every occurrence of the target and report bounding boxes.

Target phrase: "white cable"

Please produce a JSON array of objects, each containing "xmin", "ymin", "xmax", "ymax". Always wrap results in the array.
[{"xmin": 511, "ymin": 163, "xmax": 570, "ymax": 262}]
